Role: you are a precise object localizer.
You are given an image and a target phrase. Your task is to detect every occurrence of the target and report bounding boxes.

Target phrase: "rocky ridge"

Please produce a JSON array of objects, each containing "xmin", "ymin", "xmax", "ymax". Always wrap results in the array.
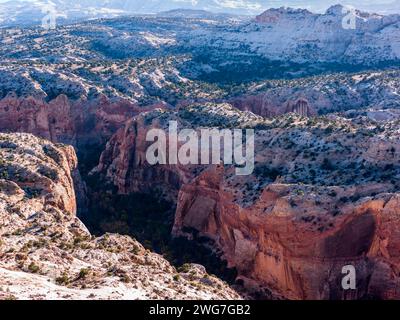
[{"xmin": 2, "ymin": 5, "xmax": 400, "ymax": 74}]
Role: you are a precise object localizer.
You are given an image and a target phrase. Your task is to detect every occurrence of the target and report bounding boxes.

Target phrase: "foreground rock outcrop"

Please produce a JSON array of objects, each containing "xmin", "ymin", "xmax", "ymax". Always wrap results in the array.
[{"xmin": 0, "ymin": 133, "xmax": 240, "ymax": 300}]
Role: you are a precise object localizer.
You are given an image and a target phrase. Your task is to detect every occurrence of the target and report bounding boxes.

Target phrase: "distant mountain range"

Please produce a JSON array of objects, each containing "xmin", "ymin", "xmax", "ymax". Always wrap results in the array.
[
  {"xmin": 1, "ymin": 0, "xmax": 400, "ymax": 28},
  {"xmin": 0, "ymin": 0, "xmax": 262, "ymax": 27},
  {"xmin": 1, "ymin": 3, "xmax": 400, "ymax": 68}
]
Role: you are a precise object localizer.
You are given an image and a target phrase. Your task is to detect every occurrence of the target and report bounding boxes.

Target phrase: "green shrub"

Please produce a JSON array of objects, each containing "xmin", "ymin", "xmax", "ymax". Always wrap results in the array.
[
  {"xmin": 78, "ymin": 268, "xmax": 90, "ymax": 279},
  {"xmin": 56, "ymin": 272, "xmax": 70, "ymax": 286},
  {"xmin": 28, "ymin": 262, "xmax": 40, "ymax": 274}
]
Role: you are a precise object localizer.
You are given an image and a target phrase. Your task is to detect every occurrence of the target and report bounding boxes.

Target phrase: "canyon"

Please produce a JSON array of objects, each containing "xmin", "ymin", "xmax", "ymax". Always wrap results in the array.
[
  {"xmin": 0, "ymin": 132, "xmax": 240, "ymax": 300},
  {"xmin": 1, "ymin": 5, "xmax": 400, "ymax": 300},
  {"xmin": 95, "ymin": 106, "xmax": 400, "ymax": 299}
]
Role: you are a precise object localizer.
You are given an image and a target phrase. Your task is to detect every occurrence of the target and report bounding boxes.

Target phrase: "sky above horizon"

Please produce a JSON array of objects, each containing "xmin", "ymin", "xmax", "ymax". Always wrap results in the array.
[{"xmin": 0, "ymin": 0, "xmax": 399, "ymax": 14}]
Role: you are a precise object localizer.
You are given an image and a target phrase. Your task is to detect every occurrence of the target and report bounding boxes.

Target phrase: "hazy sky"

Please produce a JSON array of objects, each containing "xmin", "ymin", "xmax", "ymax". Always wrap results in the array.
[{"xmin": 1, "ymin": 0, "xmax": 399, "ymax": 14}]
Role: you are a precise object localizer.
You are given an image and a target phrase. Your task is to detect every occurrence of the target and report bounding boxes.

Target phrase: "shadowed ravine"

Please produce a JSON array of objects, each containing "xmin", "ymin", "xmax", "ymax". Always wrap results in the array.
[{"xmin": 75, "ymin": 149, "xmax": 246, "ymax": 297}]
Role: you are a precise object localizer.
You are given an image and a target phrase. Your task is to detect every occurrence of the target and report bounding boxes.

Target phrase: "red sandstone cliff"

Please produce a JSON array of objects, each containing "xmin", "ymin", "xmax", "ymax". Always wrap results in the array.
[
  {"xmin": 172, "ymin": 166, "xmax": 400, "ymax": 299},
  {"xmin": 231, "ymin": 95, "xmax": 317, "ymax": 118},
  {"xmin": 95, "ymin": 109, "xmax": 400, "ymax": 300},
  {"xmin": 0, "ymin": 94, "xmax": 167, "ymax": 146},
  {"xmin": 94, "ymin": 113, "xmax": 196, "ymax": 200}
]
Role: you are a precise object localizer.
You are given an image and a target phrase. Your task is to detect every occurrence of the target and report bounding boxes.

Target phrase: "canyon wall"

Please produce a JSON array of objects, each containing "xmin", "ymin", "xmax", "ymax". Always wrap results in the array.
[
  {"xmin": 0, "ymin": 94, "xmax": 164, "ymax": 146},
  {"xmin": 1, "ymin": 92, "xmax": 400, "ymax": 300},
  {"xmin": 172, "ymin": 166, "xmax": 400, "ymax": 299},
  {"xmin": 94, "ymin": 115, "xmax": 194, "ymax": 200},
  {"xmin": 95, "ymin": 109, "xmax": 400, "ymax": 300},
  {"xmin": 231, "ymin": 95, "xmax": 318, "ymax": 118}
]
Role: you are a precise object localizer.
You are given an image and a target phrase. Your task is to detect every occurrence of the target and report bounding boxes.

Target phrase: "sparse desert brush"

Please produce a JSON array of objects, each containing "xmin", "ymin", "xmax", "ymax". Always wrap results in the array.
[
  {"xmin": 78, "ymin": 268, "xmax": 90, "ymax": 280},
  {"xmin": 28, "ymin": 262, "xmax": 40, "ymax": 274},
  {"xmin": 56, "ymin": 272, "xmax": 70, "ymax": 286}
]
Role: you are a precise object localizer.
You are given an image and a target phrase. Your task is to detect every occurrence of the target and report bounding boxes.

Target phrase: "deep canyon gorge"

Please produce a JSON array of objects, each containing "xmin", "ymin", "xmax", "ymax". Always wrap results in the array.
[{"xmin": 1, "ymin": 89, "xmax": 400, "ymax": 299}]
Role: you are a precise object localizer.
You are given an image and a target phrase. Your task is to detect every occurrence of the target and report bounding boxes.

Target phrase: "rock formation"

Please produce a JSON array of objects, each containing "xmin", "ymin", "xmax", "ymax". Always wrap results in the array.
[
  {"xmin": 284, "ymin": 98, "xmax": 316, "ymax": 117},
  {"xmin": 94, "ymin": 113, "xmax": 193, "ymax": 200},
  {"xmin": 231, "ymin": 95, "xmax": 317, "ymax": 118},
  {"xmin": 0, "ymin": 94, "xmax": 167, "ymax": 147},
  {"xmin": 173, "ymin": 167, "xmax": 400, "ymax": 299},
  {"xmin": 96, "ymin": 107, "xmax": 400, "ymax": 300},
  {"xmin": 0, "ymin": 133, "xmax": 240, "ymax": 300}
]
